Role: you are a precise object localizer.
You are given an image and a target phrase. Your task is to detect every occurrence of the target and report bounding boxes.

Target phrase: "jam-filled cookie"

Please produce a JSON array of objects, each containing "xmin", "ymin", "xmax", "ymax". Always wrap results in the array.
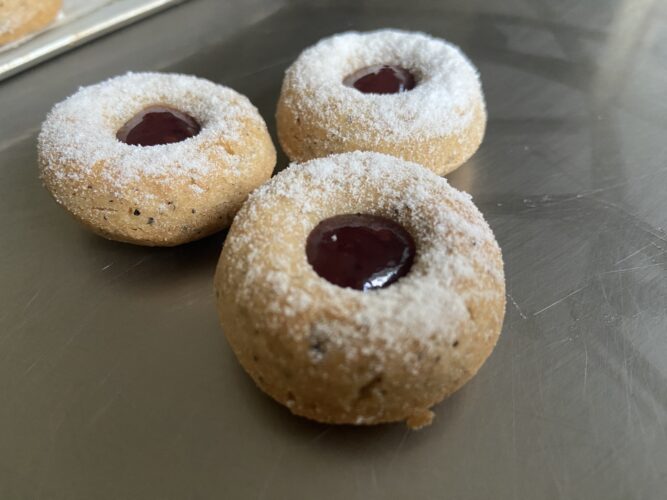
[
  {"xmin": 38, "ymin": 72, "xmax": 276, "ymax": 246},
  {"xmin": 276, "ymin": 30, "xmax": 487, "ymax": 176},
  {"xmin": 215, "ymin": 152, "xmax": 505, "ymax": 428},
  {"xmin": 0, "ymin": 0, "xmax": 62, "ymax": 46}
]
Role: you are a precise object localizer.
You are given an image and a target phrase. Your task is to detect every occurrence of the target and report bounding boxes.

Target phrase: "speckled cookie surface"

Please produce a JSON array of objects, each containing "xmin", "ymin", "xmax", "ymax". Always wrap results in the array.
[
  {"xmin": 0, "ymin": 0, "xmax": 62, "ymax": 45},
  {"xmin": 38, "ymin": 72, "xmax": 276, "ymax": 246},
  {"xmin": 215, "ymin": 152, "xmax": 505, "ymax": 428},
  {"xmin": 276, "ymin": 30, "xmax": 487, "ymax": 176}
]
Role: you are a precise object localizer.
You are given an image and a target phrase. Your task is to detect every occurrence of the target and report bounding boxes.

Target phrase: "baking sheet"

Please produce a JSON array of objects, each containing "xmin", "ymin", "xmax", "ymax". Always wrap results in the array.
[
  {"xmin": 0, "ymin": 0, "xmax": 666, "ymax": 498},
  {"xmin": 0, "ymin": 0, "xmax": 187, "ymax": 81}
]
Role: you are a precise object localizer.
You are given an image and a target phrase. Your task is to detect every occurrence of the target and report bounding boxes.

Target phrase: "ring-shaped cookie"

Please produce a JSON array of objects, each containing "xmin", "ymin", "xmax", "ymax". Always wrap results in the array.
[
  {"xmin": 276, "ymin": 30, "xmax": 487, "ymax": 176},
  {"xmin": 38, "ymin": 72, "xmax": 276, "ymax": 246},
  {"xmin": 215, "ymin": 151, "xmax": 505, "ymax": 428}
]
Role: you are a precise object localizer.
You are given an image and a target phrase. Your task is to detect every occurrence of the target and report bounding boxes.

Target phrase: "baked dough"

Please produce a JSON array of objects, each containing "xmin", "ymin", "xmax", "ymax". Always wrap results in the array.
[
  {"xmin": 38, "ymin": 72, "xmax": 276, "ymax": 246},
  {"xmin": 276, "ymin": 30, "xmax": 487, "ymax": 176},
  {"xmin": 215, "ymin": 151, "xmax": 505, "ymax": 428},
  {"xmin": 0, "ymin": 0, "xmax": 62, "ymax": 46}
]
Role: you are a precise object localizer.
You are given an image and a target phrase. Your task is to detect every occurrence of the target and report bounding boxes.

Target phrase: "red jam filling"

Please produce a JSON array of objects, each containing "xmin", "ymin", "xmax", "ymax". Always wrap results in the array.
[
  {"xmin": 116, "ymin": 105, "xmax": 201, "ymax": 146},
  {"xmin": 343, "ymin": 65, "xmax": 416, "ymax": 94},
  {"xmin": 306, "ymin": 214, "xmax": 415, "ymax": 291}
]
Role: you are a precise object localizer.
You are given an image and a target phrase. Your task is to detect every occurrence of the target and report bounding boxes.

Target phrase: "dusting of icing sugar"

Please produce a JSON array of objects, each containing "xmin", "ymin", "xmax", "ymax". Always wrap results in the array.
[
  {"xmin": 221, "ymin": 152, "xmax": 504, "ymax": 365},
  {"xmin": 280, "ymin": 29, "xmax": 485, "ymax": 143},
  {"xmin": 38, "ymin": 72, "xmax": 261, "ymax": 200},
  {"xmin": 0, "ymin": 5, "xmax": 30, "ymax": 37},
  {"xmin": 0, "ymin": 19, "xmax": 12, "ymax": 37}
]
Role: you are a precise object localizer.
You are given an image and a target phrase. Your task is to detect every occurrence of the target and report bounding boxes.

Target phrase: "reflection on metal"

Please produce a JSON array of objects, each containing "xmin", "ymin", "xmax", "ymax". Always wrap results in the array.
[
  {"xmin": 591, "ymin": 0, "xmax": 660, "ymax": 104},
  {"xmin": 0, "ymin": 1, "xmax": 666, "ymax": 498},
  {"xmin": 0, "ymin": 0, "xmax": 187, "ymax": 82}
]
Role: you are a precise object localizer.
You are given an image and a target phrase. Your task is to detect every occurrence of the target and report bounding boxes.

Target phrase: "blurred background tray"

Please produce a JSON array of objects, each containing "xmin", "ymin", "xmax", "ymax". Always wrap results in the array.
[
  {"xmin": 0, "ymin": 0, "xmax": 666, "ymax": 499},
  {"xmin": 0, "ymin": 0, "xmax": 186, "ymax": 81}
]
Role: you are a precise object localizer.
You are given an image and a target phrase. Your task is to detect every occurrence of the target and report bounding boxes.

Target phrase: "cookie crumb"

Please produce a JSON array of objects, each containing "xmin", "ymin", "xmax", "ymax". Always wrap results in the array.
[{"xmin": 406, "ymin": 409, "xmax": 434, "ymax": 429}]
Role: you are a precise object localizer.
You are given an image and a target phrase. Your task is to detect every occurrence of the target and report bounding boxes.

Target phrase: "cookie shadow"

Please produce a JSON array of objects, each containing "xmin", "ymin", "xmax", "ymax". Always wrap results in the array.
[
  {"xmin": 226, "ymin": 354, "xmax": 464, "ymax": 456},
  {"xmin": 79, "ymin": 227, "xmax": 228, "ymax": 293}
]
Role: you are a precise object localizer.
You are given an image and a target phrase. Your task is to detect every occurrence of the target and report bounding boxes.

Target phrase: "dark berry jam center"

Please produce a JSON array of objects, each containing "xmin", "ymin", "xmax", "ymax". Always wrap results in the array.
[
  {"xmin": 306, "ymin": 214, "xmax": 415, "ymax": 291},
  {"xmin": 116, "ymin": 105, "xmax": 201, "ymax": 146},
  {"xmin": 343, "ymin": 65, "xmax": 416, "ymax": 94}
]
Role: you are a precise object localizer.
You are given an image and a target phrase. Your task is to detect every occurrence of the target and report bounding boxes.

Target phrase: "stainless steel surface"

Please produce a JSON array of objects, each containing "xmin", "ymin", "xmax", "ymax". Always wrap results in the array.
[
  {"xmin": 1, "ymin": 0, "xmax": 666, "ymax": 498},
  {"xmin": 0, "ymin": 0, "xmax": 187, "ymax": 82}
]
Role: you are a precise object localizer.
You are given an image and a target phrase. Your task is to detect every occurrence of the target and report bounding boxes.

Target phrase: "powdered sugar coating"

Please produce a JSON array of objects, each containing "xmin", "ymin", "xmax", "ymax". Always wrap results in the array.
[
  {"xmin": 220, "ymin": 151, "xmax": 504, "ymax": 366},
  {"xmin": 38, "ymin": 72, "xmax": 262, "ymax": 201},
  {"xmin": 0, "ymin": 18, "xmax": 16, "ymax": 37},
  {"xmin": 280, "ymin": 29, "xmax": 485, "ymax": 144}
]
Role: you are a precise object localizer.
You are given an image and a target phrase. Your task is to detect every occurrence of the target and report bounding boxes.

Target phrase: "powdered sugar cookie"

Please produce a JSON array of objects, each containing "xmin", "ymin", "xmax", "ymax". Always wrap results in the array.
[
  {"xmin": 215, "ymin": 152, "xmax": 505, "ymax": 428},
  {"xmin": 0, "ymin": 0, "xmax": 62, "ymax": 46},
  {"xmin": 276, "ymin": 30, "xmax": 487, "ymax": 176},
  {"xmin": 38, "ymin": 72, "xmax": 276, "ymax": 246}
]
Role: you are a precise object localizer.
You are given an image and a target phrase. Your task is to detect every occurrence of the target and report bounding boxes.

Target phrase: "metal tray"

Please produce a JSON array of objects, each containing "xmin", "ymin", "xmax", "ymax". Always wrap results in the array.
[{"xmin": 1, "ymin": 0, "xmax": 666, "ymax": 498}]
